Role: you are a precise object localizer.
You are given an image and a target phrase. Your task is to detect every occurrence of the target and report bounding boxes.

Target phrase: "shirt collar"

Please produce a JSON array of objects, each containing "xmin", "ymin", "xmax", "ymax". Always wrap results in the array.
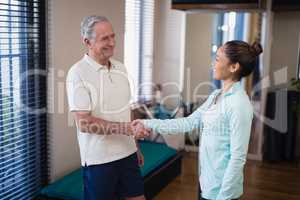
[
  {"xmin": 223, "ymin": 81, "xmax": 242, "ymax": 97},
  {"xmin": 84, "ymin": 54, "xmax": 115, "ymax": 71},
  {"xmin": 211, "ymin": 81, "xmax": 242, "ymax": 97}
]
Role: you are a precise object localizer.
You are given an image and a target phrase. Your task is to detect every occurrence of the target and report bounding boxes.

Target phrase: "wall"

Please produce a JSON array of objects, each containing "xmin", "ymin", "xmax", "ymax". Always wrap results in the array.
[
  {"xmin": 48, "ymin": 0, "xmax": 125, "ymax": 181},
  {"xmin": 268, "ymin": 11, "xmax": 300, "ymax": 158},
  {"xmin": 269, "ymin": 12, "xmax": 300, "ymax": 86},
  {"xmin": 183, "ymin": 13, "xmax": 214, "ymax": 104},
  {"xmin": 153, "ymin": 0, "xmax": 186, "ymax": 108}
]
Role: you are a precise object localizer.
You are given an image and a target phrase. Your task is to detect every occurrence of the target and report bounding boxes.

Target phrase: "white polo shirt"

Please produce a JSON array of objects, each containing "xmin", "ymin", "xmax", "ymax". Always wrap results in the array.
[{"xmin": 66, "ymin": 54, "xmax": 137, "ymax": 166}]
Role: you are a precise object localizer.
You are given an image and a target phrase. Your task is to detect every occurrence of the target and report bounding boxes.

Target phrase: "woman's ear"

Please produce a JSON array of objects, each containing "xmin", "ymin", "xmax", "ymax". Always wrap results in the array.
[{"xmin": 230, "ymin": 62, "xmax": 240, "ymax": 73}]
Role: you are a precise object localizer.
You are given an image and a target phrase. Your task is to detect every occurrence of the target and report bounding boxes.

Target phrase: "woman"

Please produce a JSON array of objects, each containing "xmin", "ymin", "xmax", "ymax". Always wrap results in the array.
[{"xmin": 134, "ymin": 40, "xmax": 263, "ymax": 200}]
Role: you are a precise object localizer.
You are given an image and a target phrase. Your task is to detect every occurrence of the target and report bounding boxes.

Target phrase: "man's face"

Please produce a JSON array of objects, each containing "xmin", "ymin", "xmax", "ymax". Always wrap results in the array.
[{"xmin": 87, "ymin": 21, "xmax": 115, "ymax": 60}]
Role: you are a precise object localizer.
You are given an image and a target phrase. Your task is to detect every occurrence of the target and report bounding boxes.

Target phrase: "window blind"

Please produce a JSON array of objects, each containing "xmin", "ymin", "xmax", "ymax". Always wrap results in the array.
[
  {"xmin": 0, "ymin": 0, "xmax": 47, "ymax": 199},
  {"xmin": 124, "ymin": 0, "xmax": 154, "ymax": 103}
]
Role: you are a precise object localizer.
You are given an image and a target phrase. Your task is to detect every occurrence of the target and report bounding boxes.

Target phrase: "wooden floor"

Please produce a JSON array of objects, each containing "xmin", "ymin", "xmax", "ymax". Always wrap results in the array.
[{"xmin": 154, "ymin": 152, "xmax": 300, "ymax": 200}]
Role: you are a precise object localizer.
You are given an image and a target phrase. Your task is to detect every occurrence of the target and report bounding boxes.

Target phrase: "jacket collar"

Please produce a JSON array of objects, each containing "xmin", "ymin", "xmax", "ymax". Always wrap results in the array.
[
  {"xmin": 212, "ymin": 81, "xmax": 242, "ymax": 97},
  {"xmin": 223, "ymin": 81, "xmax": 242, "ymax": 97}
]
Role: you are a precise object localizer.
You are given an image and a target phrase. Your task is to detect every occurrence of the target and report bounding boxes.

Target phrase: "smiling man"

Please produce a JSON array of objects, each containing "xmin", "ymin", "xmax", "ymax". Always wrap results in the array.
[{"xmin": 66, "ymin": 16, "xmax": 148, "ymax": 200}]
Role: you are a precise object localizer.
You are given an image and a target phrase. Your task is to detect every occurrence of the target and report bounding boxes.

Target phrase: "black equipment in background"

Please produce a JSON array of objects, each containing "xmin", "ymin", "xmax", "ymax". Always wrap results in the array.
[{"xmin": 263, "ymin": 89, "xmax": 300, "ymax": 161}]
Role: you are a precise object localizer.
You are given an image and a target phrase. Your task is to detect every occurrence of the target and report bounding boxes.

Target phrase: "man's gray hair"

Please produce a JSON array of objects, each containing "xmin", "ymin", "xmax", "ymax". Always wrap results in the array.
[{"xmin": 80, "ymin": 15, "xmax": 109, "ymax": 40}]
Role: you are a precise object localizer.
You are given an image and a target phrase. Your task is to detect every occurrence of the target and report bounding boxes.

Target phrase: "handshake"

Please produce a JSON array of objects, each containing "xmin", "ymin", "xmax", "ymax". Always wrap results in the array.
[{"xmin": 128, "ymin": 120, "xmax": 152, "ymax": 139}]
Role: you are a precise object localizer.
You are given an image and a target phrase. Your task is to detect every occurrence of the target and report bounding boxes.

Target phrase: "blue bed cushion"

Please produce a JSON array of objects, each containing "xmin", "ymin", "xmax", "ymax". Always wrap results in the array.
[{"xmin": 40, "ymin": 141, "xmax": 177, "ymax": 200}]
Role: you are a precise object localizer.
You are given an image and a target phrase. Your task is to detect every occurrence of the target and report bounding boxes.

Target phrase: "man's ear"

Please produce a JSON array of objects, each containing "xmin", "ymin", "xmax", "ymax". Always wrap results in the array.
[
  {"xmin": 230, "ymin": 62, "xmax": 240, "ymax": 73},
  {"xmin": 82, "ymin": 38, "xmax": 91, "ymax": 47}
]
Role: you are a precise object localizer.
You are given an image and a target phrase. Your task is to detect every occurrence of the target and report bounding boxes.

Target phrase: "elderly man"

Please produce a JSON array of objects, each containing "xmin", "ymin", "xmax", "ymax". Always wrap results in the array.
[{"xmin": 66, "ymin": 15, "xmax": 149, "ymax": 200}]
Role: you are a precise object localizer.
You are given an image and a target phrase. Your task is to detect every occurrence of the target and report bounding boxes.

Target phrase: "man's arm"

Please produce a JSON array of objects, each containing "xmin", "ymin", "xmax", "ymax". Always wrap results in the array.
[
  {"xmin": 131, "ymin": 110, "xmax": 145, "ymax": 166},
  {"xmin": 135, "ymin": 138, "xmax": 144, "ymax": 166},
  {"xmin": 73, "ymin": 111, "xmax": 133, "ymax": 135},
  {"xmin": 73, "ymin": 111, "xmax": 151, "ymax": 137}
]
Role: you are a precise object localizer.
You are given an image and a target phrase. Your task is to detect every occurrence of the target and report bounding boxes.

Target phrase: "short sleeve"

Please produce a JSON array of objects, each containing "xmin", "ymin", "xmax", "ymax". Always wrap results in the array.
[{"xmin": 66, "ymin": 70, "xmax": 92, "ymax": 112}]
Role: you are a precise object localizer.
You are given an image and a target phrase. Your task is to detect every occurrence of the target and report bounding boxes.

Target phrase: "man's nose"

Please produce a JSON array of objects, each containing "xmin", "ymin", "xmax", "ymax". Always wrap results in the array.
[{"xmin": 109, "ymin": 38, "xmax": 115, "ymax": 46}]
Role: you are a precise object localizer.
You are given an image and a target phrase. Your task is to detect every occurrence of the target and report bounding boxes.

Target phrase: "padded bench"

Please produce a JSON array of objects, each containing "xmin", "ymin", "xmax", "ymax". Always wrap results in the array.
[{"xmin": 38, "ymin": 141, "xmax": 183, "ymax": 200}]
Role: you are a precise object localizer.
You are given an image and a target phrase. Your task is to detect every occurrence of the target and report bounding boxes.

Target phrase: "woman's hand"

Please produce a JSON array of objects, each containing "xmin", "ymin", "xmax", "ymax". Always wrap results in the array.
[{"xmin": 131, "ymin": 119, "xmax": 152, "ymax": 139}]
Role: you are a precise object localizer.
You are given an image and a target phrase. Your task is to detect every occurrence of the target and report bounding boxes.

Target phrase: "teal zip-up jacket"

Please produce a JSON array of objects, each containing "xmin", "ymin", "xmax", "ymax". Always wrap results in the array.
[{"xmin": 143, "ymin": 82, "xmax": 253, "ymax": 200}]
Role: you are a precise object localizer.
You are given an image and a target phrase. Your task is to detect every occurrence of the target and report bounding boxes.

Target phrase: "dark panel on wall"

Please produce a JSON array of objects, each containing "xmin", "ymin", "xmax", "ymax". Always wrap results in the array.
[
  {"xmin": 172, "ymin": 0, "xmax": 266, "ymax": 11},
  {"xmin": 272, "ymin": 0, "xmax": 300, "ymax": 11}
]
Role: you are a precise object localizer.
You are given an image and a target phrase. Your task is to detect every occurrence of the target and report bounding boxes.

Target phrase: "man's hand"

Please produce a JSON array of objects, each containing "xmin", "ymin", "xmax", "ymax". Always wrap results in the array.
[
  {"xmin": 136, "ymin": 149, "xmax": 144, "ymax": 167},
  {"xmin": 130, "ymin": 119, "xmax": 151, "ymax": 139}
]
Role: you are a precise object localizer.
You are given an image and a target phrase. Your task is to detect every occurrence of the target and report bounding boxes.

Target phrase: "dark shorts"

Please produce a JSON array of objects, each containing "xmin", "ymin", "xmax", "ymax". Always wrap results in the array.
[{"xmin": 82, "ymin": 153, "xmax": 144, "ymax": 200}]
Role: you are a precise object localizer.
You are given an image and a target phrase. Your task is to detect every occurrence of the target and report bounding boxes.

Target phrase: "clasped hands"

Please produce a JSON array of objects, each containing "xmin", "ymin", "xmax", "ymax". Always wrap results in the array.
[{"xmin": 129, "ymin": 120, "xmax": 152, "ymax": 139}]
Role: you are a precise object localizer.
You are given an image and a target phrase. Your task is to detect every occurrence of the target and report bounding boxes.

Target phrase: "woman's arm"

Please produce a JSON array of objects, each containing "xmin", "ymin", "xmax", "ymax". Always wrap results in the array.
[
  {"xmin": 216, "ymin": 103, "xmax": 253, "ymax": 200},
  {"xmin": 142, "ymin": 99, "xmax": 211, "ymax": 135}
]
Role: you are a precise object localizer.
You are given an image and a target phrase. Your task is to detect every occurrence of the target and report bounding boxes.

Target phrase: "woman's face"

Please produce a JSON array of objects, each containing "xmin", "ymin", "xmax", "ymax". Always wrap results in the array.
[{"xmin": 212, "ymin": 46, "xmax": 235, "ymax": 81}]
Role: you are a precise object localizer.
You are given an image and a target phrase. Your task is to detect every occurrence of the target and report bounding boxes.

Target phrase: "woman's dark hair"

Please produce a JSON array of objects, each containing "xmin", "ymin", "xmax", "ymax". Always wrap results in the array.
[{"xmin": 223, "ymin": 40, "xmax": 263, "ymax": 81}]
